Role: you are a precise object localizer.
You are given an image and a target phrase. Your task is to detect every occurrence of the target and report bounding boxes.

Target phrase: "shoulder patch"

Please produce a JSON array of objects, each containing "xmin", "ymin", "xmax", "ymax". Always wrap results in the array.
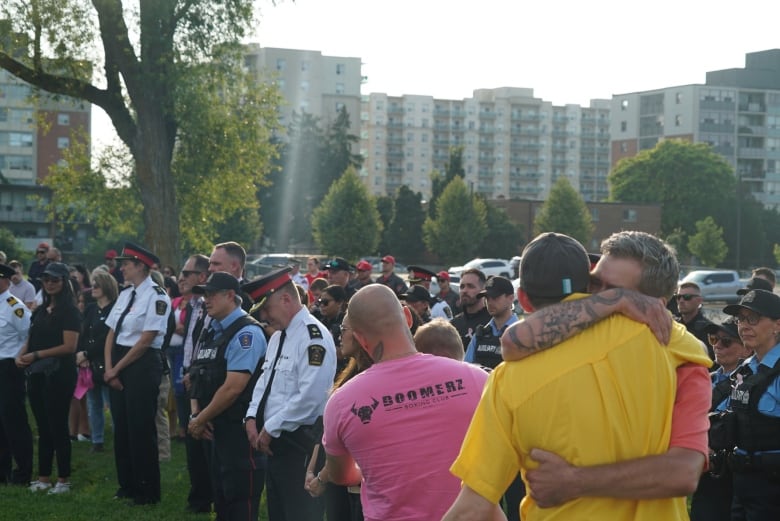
[
  {"xmin": 7, "ymin": 296, "xmax": 19, "ymax": 306},
  {"xmin": 156, "ymin": 300, "xmax": 168, "ymax": 316},
  {"xmin": 14, "ymin": 308, "xmax": 24, "ymax": 318},
  {"xmin": 308, "ymin": 344, "xmax": 326, "ymax": 366},
  {"xmin": 307, "ymin": 323, "xmax": 323, "ymax": 340},
  {"xmin": 237, "ymin": 331, "xmax": 253, "ymax": 349},
  {"xmin": 154, "ymin": 285, "xmax": 167, "ymax": 296}
]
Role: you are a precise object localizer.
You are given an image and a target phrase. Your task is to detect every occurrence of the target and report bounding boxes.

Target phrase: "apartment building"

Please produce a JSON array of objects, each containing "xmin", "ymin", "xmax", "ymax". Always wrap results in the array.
[
  {"xmin": 611, "ymin": 49, "xmax": 780, "ymax": 209},
  {"xmin": 360, "ymin": 87, "xmax": 611, "ymax": 201},
  {"xmin": 243, "ymin": 44, "xmax": 363, "ymax": 132}
]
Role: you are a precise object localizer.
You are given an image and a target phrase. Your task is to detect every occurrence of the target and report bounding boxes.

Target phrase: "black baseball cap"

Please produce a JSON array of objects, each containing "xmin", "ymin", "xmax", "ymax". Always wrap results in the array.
[
  {"xmin": 477, "ymin": 276, "xmax": 514, "ymax": 298},
  {"xmin": 0, "ymin": 263, "xmax": 15, "ymax": 279},
  {"xmin": 703, "ymin": 317, "xmax": 740, "ymax": 339},
  {"xmin": 737, "ymin": 277, "xmax": 773, "ymax": 296},
  {"xmin": 723, "ymin": 289, "xmax": 780, "ymax": 320},
  {"xmin": 192, "ymin": 271, "xmax": 240, "ymax": 294},
  {"xmin": 42, "ymin": 262, "xmax": 70, "ymax": 279},
  {"xmin": 400, "ymin": 285, "xmax": 434, "ymax": 304},
  {"xmin": 520, "ymin": 233, "xmax": 590, "ymax": 298},
  {"xmin": 323, "ymin": 257, "xmax": 353, "ymax": 272}
]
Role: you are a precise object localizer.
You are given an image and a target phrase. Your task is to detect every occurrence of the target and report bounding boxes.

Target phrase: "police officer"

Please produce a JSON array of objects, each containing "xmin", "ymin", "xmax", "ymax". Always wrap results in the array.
[
  {"xmin": 400, "ymin": 285, "xmax": 435, "ymax": 324},
  {"xmin": 0, "ymin": 263, "xmax": 32, "ymax": 485},
  {"xmin": 464, "ymin": 276, "xmax": 518, "ymax": 368},
  {"xmin": 103, "ymin": 242, "xmax": 170, "ymax": 505},
  {"xmin": 720, "ymin": 290, "xmax": 780, "ymax": 519},
  {"xmin": 188, "ymin": 272, "xmax": 267, "ymax": 520},
  {"xmin": 407, "ymin": 266, "xmax": 452, "ymax": 320},
  {"xmin": 243, "ymin": 267, "xmax": 336, "ymax": 521}
]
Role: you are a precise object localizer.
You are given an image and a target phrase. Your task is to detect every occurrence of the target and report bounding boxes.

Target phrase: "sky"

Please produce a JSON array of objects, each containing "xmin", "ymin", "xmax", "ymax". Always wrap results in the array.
[{"xmin": 92, "ymin": 0, "xmax": 780, "ymax": 150}]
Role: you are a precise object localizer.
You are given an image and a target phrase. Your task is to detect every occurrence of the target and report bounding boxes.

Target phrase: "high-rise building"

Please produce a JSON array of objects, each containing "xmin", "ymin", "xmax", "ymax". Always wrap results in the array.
[
  {"xmin": 243, "ymin": 44, "xmax": 362, "ymax": 131},
  {"xmin": 611, "ymin": 49, "xmax": 780, "ymax": 209},
  {"xmin": 361, "ymin": 88, "xmax": 611, "ymax": 200}
]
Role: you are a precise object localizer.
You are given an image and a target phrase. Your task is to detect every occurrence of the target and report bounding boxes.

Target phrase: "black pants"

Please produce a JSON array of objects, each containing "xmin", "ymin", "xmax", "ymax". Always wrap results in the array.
[
  {"xmin": 109, "ymin": 347, "xmax": 162, "ymax": 504},
  {"xmin": 27, "ymin": 363, "xmax": 76, "ymax": 478},
  {"xmin": 205, "ymin": 419, "xmax": 266, "ymax": 521},
  {"xmin": 0, "ymin": 359, "xmax": 33, "ymax": 483},
  {"xmin": 183, "ymin": 396, "xmax": 213, "ymax": 512},
  {"xmin": 503, "ymin": 474, "xmax": 525, "ymax": 521},
  {"xmin": 266, "ymin": 434, "xmax": 324, "ymax": 521},
  {"xmin": 690, "ymin": 471, "xmax": 733, "ymax": 521},
  {"xmin": 731, "ymin": 470, "xmax": 780, "ymax": 521}
]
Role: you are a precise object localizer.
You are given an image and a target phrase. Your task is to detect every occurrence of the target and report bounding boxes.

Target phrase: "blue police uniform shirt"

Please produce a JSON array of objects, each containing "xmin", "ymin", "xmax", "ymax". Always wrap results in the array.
[
  {"xmin": 740, "ymin": 344, "xmax": 780, "ymax": 418},
  {"xmin": 464, "ymin": 313, "xmax": 519, "ymax": 363},
  {"xmin": 712, "ymin": 366, "xmax": 734, "ymax": 412},
  {"xmin": 211, "ymin": 307, "xmax": 266, "ymax": 372}
]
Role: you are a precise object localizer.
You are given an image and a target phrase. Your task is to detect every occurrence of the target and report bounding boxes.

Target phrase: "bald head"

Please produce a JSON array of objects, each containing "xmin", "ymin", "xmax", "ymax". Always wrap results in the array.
[{"xmin": 348, "ymin": 285, "xmax": 415, "ymax": 360}]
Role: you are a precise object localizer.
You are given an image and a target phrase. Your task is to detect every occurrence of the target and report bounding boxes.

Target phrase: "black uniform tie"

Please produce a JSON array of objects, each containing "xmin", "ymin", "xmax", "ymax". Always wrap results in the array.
[
  {"xmin": 113, "ymin": 289, "xmax": 136, "ymax": 345},
  {"xmin": 255, "ymin": 330, "xmax": 287, "ymax": 423}
]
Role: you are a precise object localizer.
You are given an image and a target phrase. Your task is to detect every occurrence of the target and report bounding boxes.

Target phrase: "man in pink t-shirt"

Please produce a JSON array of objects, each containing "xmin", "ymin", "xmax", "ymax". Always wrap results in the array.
[{"xmin": 321, "ymin": 285, "xmax": 488, "ymax": 521}]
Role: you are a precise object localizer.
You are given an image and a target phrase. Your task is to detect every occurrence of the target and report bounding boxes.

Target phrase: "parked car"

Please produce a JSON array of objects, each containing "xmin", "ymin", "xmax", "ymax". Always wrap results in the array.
[
  {"xmin": 449, "ymin": 258, "xmax": 513, "ymax": 279},
  {"xmin": 679, "ymin": 270, "xmax": 745, "ymax": 304},
  {"xmin": 246, "ymin": 253, "xmax": 302, "ymax": 279}
]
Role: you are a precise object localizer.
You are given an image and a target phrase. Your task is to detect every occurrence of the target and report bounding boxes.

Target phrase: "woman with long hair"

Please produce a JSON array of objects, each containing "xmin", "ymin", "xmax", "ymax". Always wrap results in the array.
[
  {"xmin": 15, "ymin": 262, "xmax": 81, "ymax": 494},
  {"xmin": 75, "ymin": 270, "xmax": 119, "ymax": 453}
]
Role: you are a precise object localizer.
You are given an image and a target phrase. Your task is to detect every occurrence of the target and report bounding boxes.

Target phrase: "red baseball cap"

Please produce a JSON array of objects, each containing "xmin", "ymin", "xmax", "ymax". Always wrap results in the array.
[
  {"xmin": 37, "ymin": 242, "xmax": 50, "ymax": 251},
  {"xmin": 356, "ymin": 260, "xmax": 372, "ymax": 271},
  {"xmin": 381, "ymin": 255, "xmax": 395, "ymax": 265},
  {"xmin": 105, "ymin": 249, "xmax": 118, "ymax": 260},
  {"xmin": 437, "ymin": 271, "xmax": 450, "ymax": 281}
]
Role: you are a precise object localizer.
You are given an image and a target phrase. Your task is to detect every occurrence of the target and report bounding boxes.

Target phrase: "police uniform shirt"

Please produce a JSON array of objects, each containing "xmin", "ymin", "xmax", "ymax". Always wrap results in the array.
[
  {"xmin": 247, "ymin": 306, "xmax": 336, "ymax": 438},
  {"xmin": 729, "ymin": 347, "xmax": 780, "ymax": 417},
  {"xmin": 211, "ymin": 307, "xmax": 266, "ymax": 372},
  {"xmin": 464, "ymin": 313, "xmax": 519, "ymax": 363},
  {"xmin": 106, "ymin": 275, "xmax": 171, "ymax": 348},
  {"xmin": 183, "ymin": 296, "xmax": 206, "ymax": 368},
  {"xmin": 0, "ymin": 288, "xmax": 31, "ymax": 359},
  {"xmin": 431, "ymin": 299, "xmax": 453, "ymax": 321}
]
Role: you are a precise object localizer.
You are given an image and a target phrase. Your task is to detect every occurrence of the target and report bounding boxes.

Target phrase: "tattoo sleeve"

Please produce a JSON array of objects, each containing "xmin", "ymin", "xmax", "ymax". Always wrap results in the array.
[{"xmin": 503, "ymin": 289, "xmax": 626, "ymax": 361}]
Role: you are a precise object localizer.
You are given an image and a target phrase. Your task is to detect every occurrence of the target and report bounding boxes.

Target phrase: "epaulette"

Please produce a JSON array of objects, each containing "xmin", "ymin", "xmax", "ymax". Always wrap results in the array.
[
  {"xmin": 7, "ymin": 295, "xmax": 19, "ymax": 306},
  {"xmin": 307, "ymin": 323, "xmax": 324, "ymax": 340},
  {"xmin": 154, "ymin": 285, "xmax": 167, "ymax": 296}
]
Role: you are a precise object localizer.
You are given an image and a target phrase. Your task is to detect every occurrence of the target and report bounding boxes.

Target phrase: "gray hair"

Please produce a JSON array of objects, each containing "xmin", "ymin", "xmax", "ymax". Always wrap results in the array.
[{"xmin": 601, "ymin": 231, "xmax": 679, "ymax": 299}]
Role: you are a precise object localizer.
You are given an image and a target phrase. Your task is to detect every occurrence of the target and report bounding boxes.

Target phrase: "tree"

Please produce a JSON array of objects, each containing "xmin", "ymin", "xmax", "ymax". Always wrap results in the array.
[
  {"xmin": 609, "ymin": 140, "xmax": 735, "ymax": 237},
  {"xmin": 687, "ymin": 216, "xmax": 728, "ymax": 267},
  {"xmin": 664, "ymin": 227, "xmax": 689, "ymax": 265},
  {"xmin": 311, "ymin": 168, "xmax": 382, "ymax": 259},
  {"xmin": 385, "ymin": 185, "xmax": 426, "ymax": 263},
  {"xmin": 0, "ymin": 0, "xmax": 265, "ymax": 264},
  {"xmin": 478, "ymin": 201, "xmax": 524, "ymax": 259},
  {"xmin": 0, "ymin": 228, "xmax": 25, "ymax": 263},
  {"xmin": 774, "ymin": 244, "xmax": 780, "ymax": 265},
  {"xmin": 534, "ymin": 177, "xmax": 594, "ymax": 246},
  {"xmin": 423, "ymin": 177, "xmax": 487, "ymax": 266},
  {"xmin": 428, "ymin": 146, "xmax": 465, "ymax": 218},
  {"xmin": 374, "ymin": 195, "xmax": 394, "ymax": 255}
]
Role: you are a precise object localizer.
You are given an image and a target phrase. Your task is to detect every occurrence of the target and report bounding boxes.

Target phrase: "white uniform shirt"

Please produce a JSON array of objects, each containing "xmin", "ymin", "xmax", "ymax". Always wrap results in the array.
[
  {"xmin": 247, "ymin": 306, "xmax": 336, "ymax": 437},
  {"xmin": 431, "ymin": 299, "xmax": 453, "ymax": 321},
  {"xmin": 106, "ymin": 275, "xmax": 170, "ymax": 349},
  {"xmin": 0, "ymin": 289, "xmax": 31, "ymax": 359}
]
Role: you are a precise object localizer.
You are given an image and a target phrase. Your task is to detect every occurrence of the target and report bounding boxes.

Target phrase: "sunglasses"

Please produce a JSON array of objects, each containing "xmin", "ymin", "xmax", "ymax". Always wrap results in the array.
[
  {"xmin": 36, "ymin": 250, "xmax": 46, "ymax": 254},
  {"xmin": 318, "ymin": 298, "xmax": 332, "ymax": 306},
  {"xmin": 181, "ymin": 270, "xmax": 203, "ymax": 277},
  {"xmin": 707, "ymin": 334, "xmax": 738, "ymax": 348},
  {"xmin": 41, "ymin": 276, "xmax": 63, "ymax": 283},
  {"xmin": 675, "ymin": 294, "xmax": 700, "ymax": 301}
]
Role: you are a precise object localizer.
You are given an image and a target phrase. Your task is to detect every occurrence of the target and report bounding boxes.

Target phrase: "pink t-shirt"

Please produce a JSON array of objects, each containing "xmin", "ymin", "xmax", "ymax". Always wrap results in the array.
[{"xmin": 323, "ymin": 353, "xmax": 488, "ymax": 521}]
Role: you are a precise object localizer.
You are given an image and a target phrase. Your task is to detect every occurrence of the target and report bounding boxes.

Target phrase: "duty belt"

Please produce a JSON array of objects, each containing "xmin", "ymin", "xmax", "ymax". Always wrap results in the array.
[{"xmin": 728, "ymin": 450, "xmax": 780, "ymax": 473}]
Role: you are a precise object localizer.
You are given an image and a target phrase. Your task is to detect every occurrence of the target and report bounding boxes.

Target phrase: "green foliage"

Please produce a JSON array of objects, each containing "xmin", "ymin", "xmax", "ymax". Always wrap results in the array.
[
  {"xmin": 774, "ymin": 244, "xmax": 780, "ymax": 265},
  {"xmin": 665, "ymin": 227, "xmax": 689, "ymax": 264},
  {"xmin": 428, "ymin": 146, "xmax": 465, "ymax": 218},
  {"xmin": 687, "ymin": 216, "xmax": 728, "ymax": 267},
  {"xmin": 0, "ymin": 228, "xmax": 25, "ymax": 262},
  {"xmin": 478, "ymin": 201, "xmax": 524, "ymax": 259},
  {"xmin": 385, "ymin": 185, "xmax": 426, "ymax": 263},
  {"xmin": 423, "ymin": 177, "xmax": 487, "ymax": 265},
  {"xmin": 375, "ymin": 195, "xmax": 394, "ymax": 254},
  {"xmin": 311, "ymin": 168, "xmax": 382, "ymax": 258},
  {"xmin": 534, "ymin": 177, "xmax": 594, "ymax": 246},
  {"xmin": 608, "ymin": 140, "xmax": 735, "ymax": 237}
]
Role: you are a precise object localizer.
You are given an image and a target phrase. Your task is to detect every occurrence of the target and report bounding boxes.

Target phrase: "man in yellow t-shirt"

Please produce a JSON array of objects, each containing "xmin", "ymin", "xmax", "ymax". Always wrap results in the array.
[{"xmin": 443, "ymin": 233, "xmax": 712, "ymax": 521}]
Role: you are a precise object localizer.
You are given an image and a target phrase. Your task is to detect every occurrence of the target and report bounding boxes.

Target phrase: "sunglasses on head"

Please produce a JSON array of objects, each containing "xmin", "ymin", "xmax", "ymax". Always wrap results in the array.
[
  {"xmin": 707, "ymin": 334, "xmax": 738, "ymax": 348},
  {"xmin": 675, "ymin": 294, "xmax": 700, "ymax": 301}
]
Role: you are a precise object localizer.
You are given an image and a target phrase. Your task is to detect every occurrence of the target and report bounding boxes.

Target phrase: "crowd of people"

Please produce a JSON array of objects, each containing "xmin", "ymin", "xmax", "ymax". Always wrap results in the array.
[{"xmin": 1, "ymin": 233, "xmax": 780, "ymax": 521}]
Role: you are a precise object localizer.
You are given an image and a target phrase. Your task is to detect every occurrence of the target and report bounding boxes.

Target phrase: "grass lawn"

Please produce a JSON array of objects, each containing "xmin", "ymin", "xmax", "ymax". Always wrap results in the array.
[{"xmin": 0, "ymin": 426, "xmax": 269, "ymax": 521}]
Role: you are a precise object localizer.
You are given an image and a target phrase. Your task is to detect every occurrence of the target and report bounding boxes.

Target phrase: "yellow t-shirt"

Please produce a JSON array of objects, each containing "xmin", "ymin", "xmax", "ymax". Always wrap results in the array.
[{"xmin": 450, "ymin": 296, "xmax": 711, "ymax": 521}]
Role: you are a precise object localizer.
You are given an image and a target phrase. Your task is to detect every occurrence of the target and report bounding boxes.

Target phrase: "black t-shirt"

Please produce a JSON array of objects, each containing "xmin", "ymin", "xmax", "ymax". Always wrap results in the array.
[
  {"xmin": 451, "ymin": 306, "xmax": 492, "ymax": 350},
  {"xmin": 29, "ymin": 302, "xmax": 82, "ymax": 366},
  {"xmin": 79, "ymin": 301, "xmax": 115, "ymax": 361}
]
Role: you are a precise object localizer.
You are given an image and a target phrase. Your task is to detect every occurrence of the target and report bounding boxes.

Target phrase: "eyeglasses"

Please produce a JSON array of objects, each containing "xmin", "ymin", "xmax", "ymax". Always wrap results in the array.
[
  {"xmin": 318, "ymin": 298, "xmax": 332, "ymax": 306},
  {"xmin": 734, "ymin": 313, "xmax": 762, "ymax": 326},
  {"xmin": 339, "ymin": 324, "xmax": 352, "ymax": 333},
  {"xmin": 181, "ymin": 270, "xmax": 203, "ymax": 277},
  {"xmin": 675, "ymin": 294, "xmax": 701, "ymax": 301},
  {"xmin": 41, "ymin": 276, "xmax": 63, "ymax": 283},
  {"xmin": 707, "ymin": 334, "xmax": 738, "ymax": 348}
]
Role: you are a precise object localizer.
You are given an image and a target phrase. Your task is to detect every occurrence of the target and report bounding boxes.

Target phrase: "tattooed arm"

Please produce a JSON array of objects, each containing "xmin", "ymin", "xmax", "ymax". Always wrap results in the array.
[{"xmin": 501, "ymin": 288, "xmax": 672, "ymax": 362}]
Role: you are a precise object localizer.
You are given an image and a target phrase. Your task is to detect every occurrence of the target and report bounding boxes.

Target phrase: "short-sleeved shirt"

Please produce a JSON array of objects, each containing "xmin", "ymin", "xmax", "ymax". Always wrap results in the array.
[
  {"xmin": 247, "ymin": 306, "xmax": 336, "ymax": 437},
  {"xmin": 10, "ymin": 278, "xmax": 35, "ymax": 305},
  {"xmin": 106, "ymin": 276, "xmax": 170, "ymax": 349},
  {"xmin": 211, "ymin": 307, "xmax": 266, "ymax": 372},
  {"xmin": 0, "ymin": 289, "xmax": 31, "ymax": 359},
  {"xmin": 726, "ymin": 346, "xmax": 780, "ymax": 417},
  {"xmin": 464, "ymin": 314, "xmax": 519, "ymax": 363},
  {"xmin": 27, "ymin": 299, "xmax": 81, "ymax": 371}
]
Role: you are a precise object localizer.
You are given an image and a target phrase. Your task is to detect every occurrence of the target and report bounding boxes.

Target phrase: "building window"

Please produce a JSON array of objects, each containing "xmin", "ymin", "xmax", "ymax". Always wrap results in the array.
[
  {"xmin": 623, "ymin": 208, "xmax": 637, "ymax": 222},
  {"xmin": 335, "ymin": 102, "xmax": 345, "ymax": 112},
  {"xmin": 300, "ymin": 80, "xmax": 309, "ymax": 91},
  {"xmin": 276, "ymin": 58, "xmax": 286, "ymax": 71},
  {"xmin": 591, "ymin": 208, "xmax": 599, "ymax": 221},
  {"xmin": 301, "ymin": 60, "xmax": 309, "ymax": 72},
  {"xmin": 675, "ymin": 115, "xmax": 682, "ymax": 126},
  {"xmin": 620, "ymin": 142, "xmax": 628, "ymax": 153},
  {"xmin": 336, "ymin": 63, "xmax": 345, "ymax": 75},
  {"xmin": 57, "ymin": 137, "xmax": 70, "ymax": 149},
  {"xmin": 406, "ymin": 162, "xmax": 413, "ymax": 172},
  {"xmin": 335, "ymin": 82, "xmax": 345, "ymax": 94},
  {"xmin": 57, "ymin": 113, "xmax": 70, "ymax": 126},
  {"xmin": 620, "ymin": 121, "xmax": 627, "ymax": 132},
  {"xmin": 675, "ymin": 92, "xmax": 682, "ymax": 104}
]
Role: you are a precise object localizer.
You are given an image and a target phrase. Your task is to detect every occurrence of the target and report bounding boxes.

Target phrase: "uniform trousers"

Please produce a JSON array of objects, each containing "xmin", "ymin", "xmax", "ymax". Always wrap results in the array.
[
  {"xmin": 27, "ymin": 363, "xmax": 76, "ymax": 478},
  {"xmin": 184, "ymin": 391, "xmax": 214, "ymax": 512},
  {"xmin": 690, "ymin": 472, "xmax": 733, "ymax": 521},
  {"xmin": 206, "ymin": 418, "xmax": 266, "ymax": 521},
  {"xmin": 266, "ymin": 434, "xmax": 324, "ymax": 521},
  {"xmin": 731, "ymin": 471, "xmax": 780, "ymax": 521},
  {"xmin": 109, "ymin": 346, "xmax": 162, "ymax": 503},
  {"xmin": 0, "ymin": 359, "xmax": 33, "ymax": 483}
]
